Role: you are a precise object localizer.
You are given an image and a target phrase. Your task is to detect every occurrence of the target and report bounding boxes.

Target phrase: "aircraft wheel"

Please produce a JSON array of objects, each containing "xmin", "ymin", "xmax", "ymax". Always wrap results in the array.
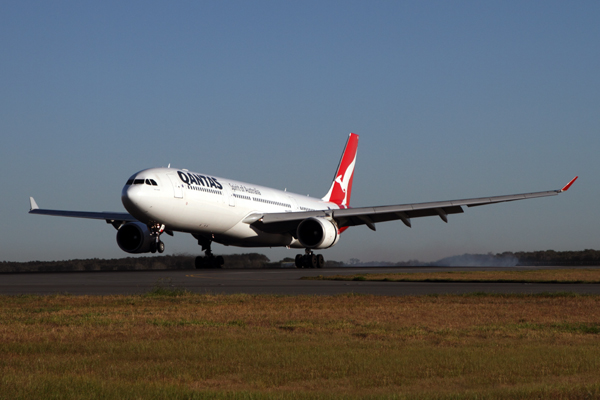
[
  {"xmin": 302, "ymin": 255, "xmax": 309, "ymax": 268},
  {"xmin": 295, "ymin": 254, "xmax": 303, "ymax": 268},
  {"xmin": 195, "ymin": 256, "xmax": 204, "ymax": 269},
  {"xmin": 150, "ymin": 241, "xmax": 157, "ymax": 254},
  {"xmin": 157, "ymin": 241, "xmax": 165, "ymax": 254},
  {"xmin": 316, "ymin": 254, "xmax": 324, "ymax": 268},
  {"xmin": 216, "ymin": 256, "xmax": 224, "ymax": 268},
  {"xmin": 305, "ymin": 254, "xmax": 317, "ymax": 269}
]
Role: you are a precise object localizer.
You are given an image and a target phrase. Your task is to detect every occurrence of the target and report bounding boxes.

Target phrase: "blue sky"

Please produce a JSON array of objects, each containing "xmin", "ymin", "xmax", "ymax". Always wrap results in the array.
[{"xmin": 1, "ymin": 1, "xmax": 598, "ymax": 263}]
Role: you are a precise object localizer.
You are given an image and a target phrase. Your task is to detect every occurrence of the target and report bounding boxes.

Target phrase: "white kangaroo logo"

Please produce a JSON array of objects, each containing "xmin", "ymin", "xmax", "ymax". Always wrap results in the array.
[{"xmin": 335, "ymin": 155, "xmax": 356, "ymax": 204}]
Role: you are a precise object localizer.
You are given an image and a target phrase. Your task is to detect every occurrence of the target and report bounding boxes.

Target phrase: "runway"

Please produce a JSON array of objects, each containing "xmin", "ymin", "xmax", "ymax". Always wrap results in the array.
[{"xmin": 2, "ymin": 266, "xmax": 600, "ymax": 296}]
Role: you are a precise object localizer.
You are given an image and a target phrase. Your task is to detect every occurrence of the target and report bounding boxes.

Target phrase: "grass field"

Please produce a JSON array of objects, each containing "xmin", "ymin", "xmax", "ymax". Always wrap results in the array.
[
  {"xmin": 302, "ymin": 268, "xmax": 600, "ymax": 283},
  {"xmin": 2, "ymin": 290, "xmax": 600, "ymax": 399}
]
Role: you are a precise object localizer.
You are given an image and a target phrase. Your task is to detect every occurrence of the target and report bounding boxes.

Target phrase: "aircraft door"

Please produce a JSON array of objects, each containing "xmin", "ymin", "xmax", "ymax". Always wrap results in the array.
[
  {"xmin": 167, "ymin": 174, "xmax": 184, "ymax": 199},
  {"xmin": 287, "ymin": 196, "xmax": 299, "ymax": 212},
  {"xmin": 223, "ymin": 184, "xmax": 236, "ymax": 207}
]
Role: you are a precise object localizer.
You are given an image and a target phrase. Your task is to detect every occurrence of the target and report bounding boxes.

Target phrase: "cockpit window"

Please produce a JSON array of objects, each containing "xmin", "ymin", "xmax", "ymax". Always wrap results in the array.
[
  {"xmin": 126, "ymin": 175, "xmax": 158, "ymax": 186},
  {"xmin": 126, "ymin": 174, "xmax": 136, "ymax": 185},
  {"xmin": 142, "ymin": 179, "xmax": 158, "ymax": 186}
]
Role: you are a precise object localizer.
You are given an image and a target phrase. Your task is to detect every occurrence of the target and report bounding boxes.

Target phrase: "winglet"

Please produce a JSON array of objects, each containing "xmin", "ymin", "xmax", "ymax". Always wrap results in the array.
[
  {"xmin": 560, "ymin": 176, "xmax": 578, "ymax": 192},
  {"xmin": 29, "ymin": 197, "xmax": 39, "ymax": 211}
]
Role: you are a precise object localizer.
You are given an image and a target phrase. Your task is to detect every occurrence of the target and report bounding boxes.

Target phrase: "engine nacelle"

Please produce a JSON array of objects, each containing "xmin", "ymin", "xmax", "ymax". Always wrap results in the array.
[
  {"xmin": 296, "ymin": 217, "xmax": 340, "ymax": 249},
  {"xmin": 116, "ymin": 222, "xmax": 154, "ymax": 253}
]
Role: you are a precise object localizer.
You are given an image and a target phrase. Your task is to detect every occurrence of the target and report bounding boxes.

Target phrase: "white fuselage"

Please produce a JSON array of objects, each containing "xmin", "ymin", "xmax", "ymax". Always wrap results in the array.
[{"xmin": 121, "ymin": 168, "xmax": 341, "ymax": 248}]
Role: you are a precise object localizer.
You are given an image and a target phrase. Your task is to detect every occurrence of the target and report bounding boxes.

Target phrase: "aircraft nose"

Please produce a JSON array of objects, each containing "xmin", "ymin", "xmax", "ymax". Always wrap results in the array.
[{"xmin": 121, "ymin": 184, "xmax": 148, "ymax": 217}]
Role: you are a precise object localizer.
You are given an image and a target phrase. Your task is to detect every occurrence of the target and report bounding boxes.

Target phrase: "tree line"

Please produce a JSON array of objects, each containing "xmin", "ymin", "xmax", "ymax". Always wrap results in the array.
[
  {"xmin": 509, "ymin": 249, "xmax": 600, "ymax": 266},
  {"xmin": 2, "ymin": 249, "xmax": 599, "ymax": 273},
  {"xmin": 396, "ymin": 249, "xmax": 600, "ymax": 267},
  {"xmin": 0, "ymin": 253, "xmax": 272, "ymax": 273}
]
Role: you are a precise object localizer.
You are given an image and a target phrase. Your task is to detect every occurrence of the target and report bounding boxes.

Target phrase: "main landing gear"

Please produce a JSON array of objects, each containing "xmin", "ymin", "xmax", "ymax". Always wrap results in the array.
[
  {"xmin": 295, "ymin": 249, "xmax": 325, "ymax": 269},
  {"xmin": 149, "ymin": 223, "xmax": 165, "ymax": 254},
  {"xmin": 193, "ymin": 235, "xmax": 224, "ymax": 269}
]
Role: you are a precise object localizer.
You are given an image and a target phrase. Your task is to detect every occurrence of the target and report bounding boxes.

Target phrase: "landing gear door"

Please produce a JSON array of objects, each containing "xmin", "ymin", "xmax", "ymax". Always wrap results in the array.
[{"xmin": 167, "ymin": 174, "xmax": 184, "ymax": 199}]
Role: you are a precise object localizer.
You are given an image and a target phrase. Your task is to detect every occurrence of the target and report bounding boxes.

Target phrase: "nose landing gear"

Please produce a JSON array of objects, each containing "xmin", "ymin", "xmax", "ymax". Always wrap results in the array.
[
  {"xmin": 295, "ymin": 249, "xmax": 325, "ymax": 268},
  {"xmin": 194, "ymin": 252, "xmax": 224, "ymax": 269},
  {"xmin": 193, "ymin": 234, "xmax": 224, "ymax": 268}
]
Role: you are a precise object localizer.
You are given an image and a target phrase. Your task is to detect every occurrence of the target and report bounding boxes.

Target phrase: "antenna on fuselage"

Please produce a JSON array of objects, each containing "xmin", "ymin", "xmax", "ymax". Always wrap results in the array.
[{"xmin": 168, "ymin": 164, "xmax": 171, "ymax": 168}]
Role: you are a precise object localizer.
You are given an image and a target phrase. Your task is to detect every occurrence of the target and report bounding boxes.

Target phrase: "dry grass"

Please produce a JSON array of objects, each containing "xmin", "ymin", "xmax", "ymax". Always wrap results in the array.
[
  {"xmin": 1, "ymin": 292, "xmax": 600, "ymax": 399},
  {"xmin": 304, "ymin": 268, "xmax": 600, "ymax": 283}
]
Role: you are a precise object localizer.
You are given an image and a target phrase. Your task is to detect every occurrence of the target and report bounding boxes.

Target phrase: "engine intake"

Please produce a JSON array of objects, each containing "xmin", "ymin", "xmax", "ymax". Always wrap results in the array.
[
  {"xmin": 296, "ymin": 217, "xmax": 339, "ymax": 249},
  {"xmin": 116, "ymin": 222, "xmax": 154, "ymax": 253}
]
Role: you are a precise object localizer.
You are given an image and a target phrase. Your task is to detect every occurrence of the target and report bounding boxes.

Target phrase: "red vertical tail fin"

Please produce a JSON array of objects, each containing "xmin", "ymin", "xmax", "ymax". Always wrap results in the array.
[{"xmin": 322, "ymin": 133, "xmax": 359, "ymax": 207}]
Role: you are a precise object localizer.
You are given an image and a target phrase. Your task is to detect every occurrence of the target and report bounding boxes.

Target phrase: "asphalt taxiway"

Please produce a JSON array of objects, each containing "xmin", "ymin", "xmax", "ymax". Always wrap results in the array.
[{"xmin": 1, "ymin": 266, "xmax": 600, "ymax": 296}]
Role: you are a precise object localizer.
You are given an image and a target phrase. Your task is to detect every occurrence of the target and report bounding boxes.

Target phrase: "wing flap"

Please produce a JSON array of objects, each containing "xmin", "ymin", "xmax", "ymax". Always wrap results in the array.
[{"xmin": 334, "ymin": 205, "xmax": 464, "ymax": 227}]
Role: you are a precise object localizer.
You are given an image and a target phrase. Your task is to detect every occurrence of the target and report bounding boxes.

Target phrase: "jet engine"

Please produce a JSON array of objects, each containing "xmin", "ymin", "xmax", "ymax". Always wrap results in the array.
[
  {"xmin": 296, "ymin": 217, "xmax": 340, "ymax": 249},
  {"xmin": 116, "ymin": 222, "xmax": 154, "ymax": 253}
]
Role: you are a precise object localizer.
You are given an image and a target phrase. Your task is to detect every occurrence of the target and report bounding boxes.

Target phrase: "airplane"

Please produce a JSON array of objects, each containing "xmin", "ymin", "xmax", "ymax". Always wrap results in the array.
[{"xmin": 29, "ymin": 133, "xmax": 578, "ymax": 269}]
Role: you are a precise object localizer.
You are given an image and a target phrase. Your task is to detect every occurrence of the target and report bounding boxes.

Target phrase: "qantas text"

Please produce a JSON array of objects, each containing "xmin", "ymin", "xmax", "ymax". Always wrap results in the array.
[{"xmin": 177, "ymin": 171, "xmax": 223, "ymax": 190}]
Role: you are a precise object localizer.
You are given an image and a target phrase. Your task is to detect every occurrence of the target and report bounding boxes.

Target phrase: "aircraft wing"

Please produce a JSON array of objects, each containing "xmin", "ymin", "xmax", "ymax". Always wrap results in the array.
[
  {"xmin": 251, "ymin": 177, "xmax": 578, "ymax": 232},
  {"xmin": 28, "ymin": 197, "xmax": 136, "ymax": 225}
]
